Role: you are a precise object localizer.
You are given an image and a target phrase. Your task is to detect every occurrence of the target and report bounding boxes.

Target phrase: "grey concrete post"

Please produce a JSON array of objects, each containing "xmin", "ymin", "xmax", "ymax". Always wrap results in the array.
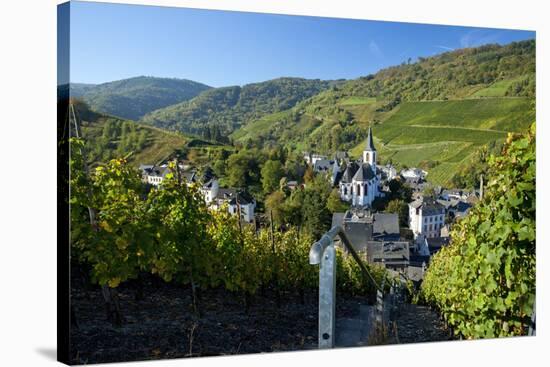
[{"xmin": 318, "ymin": 243, "xmax": 336, "ymax": 348}]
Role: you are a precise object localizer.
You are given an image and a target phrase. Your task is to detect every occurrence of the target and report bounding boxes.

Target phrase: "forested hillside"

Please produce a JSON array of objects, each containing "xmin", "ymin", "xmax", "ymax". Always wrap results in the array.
[
  {"xmin": 141, "ymin": 77, "xmax": 340, "ymax": 140},
  {"xmin": 68, "ymin": 40, "xmax": 535, "ymax": 187},
  {"xmin": 233, "ymin": 40, "xmax": 535, "ymax": 186},
  {"xmin": 71, "ymin": 100, "xmax": 189, "ymax": 166},
  {"xmin": 74, "ymin": 76, "xmax": 211, "ymax": 120},
  {"xmin": 339, "ymin": 40, "xmax": 535, "ymax": 101}
]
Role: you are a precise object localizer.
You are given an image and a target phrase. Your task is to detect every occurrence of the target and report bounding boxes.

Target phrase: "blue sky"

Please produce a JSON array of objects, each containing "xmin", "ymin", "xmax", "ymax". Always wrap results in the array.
[{"xmin": 68, "ymin": 1, "xmax": 535, "ymax": 87}]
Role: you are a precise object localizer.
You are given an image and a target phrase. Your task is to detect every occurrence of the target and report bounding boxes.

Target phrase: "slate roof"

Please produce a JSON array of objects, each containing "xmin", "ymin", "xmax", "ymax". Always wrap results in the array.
[
  {"xmin": 314, "ymin": 159, "xmax": 334, "ymax": 172},
  {"xmin": 409, "ymin": 200, "xmax": 423, "ymax": 209},
  {"xmin": 436, "ymin": 199, "xmax": 453, "ymax": 209},
  {"xmin": 440, "ymin": 189, "xmax": 471, "ymax": 200},
  {"xmin": 202, "ymin": 179, "xmax": 216, "ymax": 189},
  {"xmin": 422, "ymin": 200, "xmax": 445, "ymax": 216},
  {"xmin": 216, "ymin": 188, "xmax": 236, "ymax": 200},
  {"xmin": 409, "ymin": 254, "xmax": 431, "ymax": 267},
  {"xmin": 366, "ymin": 241, "xmax": 409, "ymax": 267},
  {"xmin": 453, "ymin": 201, "xmax": 472, "ymax": 214},
  {"xmin": 341, "ymin": 222, "xmax": 372, "ymax": 253},
  {"xmin": 352, "ymin": 163, "xmax": 375, "ymax": 181},
  {"xmin": 365, "ymin": 127, "xmax": 376, "ymax": 151},
  {"xmin": 228, "ymin": 193, "xmax": 254, "ymax": 206},
  {"xmin": 410, "ymin": 198, "xmax": 445, "ymax": 216},
  {"xmin": 200, "ymin": 168, "xmax": 215, "ymax": 183},
  {"xmin": 139, "ymin": 164, "xmax": 154, "ymax": 171},
  {"xmin": 333, "ymin": 209, "xmax": 403, "ymax": 252},
  {"xmin": 426, "ymin": 237, "xmax": 450, "ymax": 254},
  {"xmin": 141, "ymin": 165, "xmax": 169, "ymax": 178},
  {"xmin": 340, "ymin": 162, "xmax": 358, "ymax": 183},
  {"xmin": 215, "ymin": 188, "xmax": 255, "ymax": 206},
  {"xmin": 181, "ymin": 171, "xmax": 197, "ymax": 183},
  {"xmin": 372, "ymin": 213, "xmax": 400, "ymax": 239}
]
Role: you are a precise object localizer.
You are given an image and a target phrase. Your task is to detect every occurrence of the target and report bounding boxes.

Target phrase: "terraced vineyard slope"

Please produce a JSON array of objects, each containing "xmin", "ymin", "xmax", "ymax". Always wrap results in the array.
[{"xmin": 232, "ymin": 40, "xmax": 535, "ymax": 186}]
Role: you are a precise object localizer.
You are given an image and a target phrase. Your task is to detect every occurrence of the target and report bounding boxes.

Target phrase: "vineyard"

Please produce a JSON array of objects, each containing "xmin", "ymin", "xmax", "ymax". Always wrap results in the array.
[
  {"xmin": 421, "ymin": 123, "xmax": 536, "ymax": 338},
  {"xmin": 69, "ymin": 137, "xmax": 390, "ymax": 328}
]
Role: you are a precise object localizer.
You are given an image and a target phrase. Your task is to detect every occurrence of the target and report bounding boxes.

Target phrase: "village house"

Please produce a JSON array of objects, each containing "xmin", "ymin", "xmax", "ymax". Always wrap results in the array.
[
  {"xmin": 331, "ymin": 208, "xmax": 405, "ymax": 256},
  {"xmin": 366, "ymin": 241, "xmax": 410, "ymax": 272},
  {"xmin": 313, "ymin": 158, "xmax": 336, "ymax": 173},
  {"xmin": 334, "ymin": 151, "xmax": 349, "ymax": 163},
  {"xmin": 210, "ymin": 188, "xmax": 256, "ymax": 223},
  {"xmin": 140, "ymin": 164, "xmax": 169, "ymax": 186},
  {"xmin": 425, "ymin": 236, "xmax": 450, "ymax": 256},
  {"xmin": 140, "ymin": 163, "xmax": 195, "ymax": 187},
  {"xmin": 380, "ymin": 164, "xmax": 398, "ymax": 181},
  {"xmin": 401, "ymin": 167, "xmax": 427, "ymax": 181},
  {"xmin": 201, "ymin": 177, "xmax": 219, "ymax": 205},
  {"xmin": 285, "ymin": 180, "xmax": 300, "ymax": 191},
  {"xmin": 408, "ymin": 198, "xmax": 446, "ymax": 239},
  {"xmin": 303, "ymin": 152, "xmax": 328, "ymax": 166},
  {"xmin": 140, "ymin": 163, "xmax": 256, "ymax": 222},
  {"xmin": 436, "ymin": 197, "xmax": 472, "ymax": 220}
]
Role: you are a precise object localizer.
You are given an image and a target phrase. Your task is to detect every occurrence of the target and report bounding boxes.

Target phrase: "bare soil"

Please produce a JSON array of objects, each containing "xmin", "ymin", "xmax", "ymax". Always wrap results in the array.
[{"xmin": 70, "ymin": 271, "xmax": 367, "ymax": 364}]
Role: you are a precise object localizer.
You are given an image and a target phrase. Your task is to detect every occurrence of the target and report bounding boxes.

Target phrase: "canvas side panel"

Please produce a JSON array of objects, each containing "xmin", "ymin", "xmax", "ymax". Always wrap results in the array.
[{"xmin": 57, "ymin": 2, "xmax": 71, "ymax": 365}]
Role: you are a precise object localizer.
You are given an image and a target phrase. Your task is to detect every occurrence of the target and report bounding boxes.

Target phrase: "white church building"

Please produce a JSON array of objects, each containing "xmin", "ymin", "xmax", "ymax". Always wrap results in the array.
[{"xmin": 338, "ymin": 127, "xmax": 381, "ymax": 207}]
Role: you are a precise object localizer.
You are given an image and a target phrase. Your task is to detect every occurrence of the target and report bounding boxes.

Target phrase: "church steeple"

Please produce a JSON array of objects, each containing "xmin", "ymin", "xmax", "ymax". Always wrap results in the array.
[
  {"xmin": 365, "ymin": 127, "xmax": 376, "ymax": 152},
  {"xmin": 363, "ymin": 127, "xmax": 377, "ymax": 168}
]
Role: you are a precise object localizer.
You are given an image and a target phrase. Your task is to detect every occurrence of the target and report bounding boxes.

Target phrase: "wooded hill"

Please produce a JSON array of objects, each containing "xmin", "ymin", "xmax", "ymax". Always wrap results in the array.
[
  {"xmin": 68, "ymin": 40, "xmax": 535, "ymax": 187},
  {"xmin": 232, "ymin": 40, "xmax": 535, "ymax": 186},
  {"xmin": 73, "ymin": 76, "xmax": 211, "ymax": 121},
  {"xmin": 140, "ymin": 77, "xmax": 341, "ymax": 140},
  {"xmin": 70, "ymin": 99, "xmax": 190, "ymax": 167}
]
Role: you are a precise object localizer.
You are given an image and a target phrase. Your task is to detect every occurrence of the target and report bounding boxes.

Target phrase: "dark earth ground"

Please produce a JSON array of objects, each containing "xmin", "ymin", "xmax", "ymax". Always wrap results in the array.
[{"xmin": 70, "ymin": 271, "xmax": 452, "ymax": 364}]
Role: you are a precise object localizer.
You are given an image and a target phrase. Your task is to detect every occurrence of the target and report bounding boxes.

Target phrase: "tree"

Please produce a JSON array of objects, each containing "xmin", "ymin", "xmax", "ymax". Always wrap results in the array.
[
  {"xmin": 226, "ymin": 149, "xmax": 264, "ymax": 188},
  {"xmin": 451, "ymin": 140, "xmax": 503, "ymax": 190},
  {"xmin": 388, "ymin": 178, "xmax": 412, "ymax": 202},
  {"xmin": 265, "ymin": 191, "xmax": 287, "ymax": 227},
  {"xmin": 261, "ymin": 160, "xmax": 284, "ymax": 194},
  {"xmin": 303, "ymin": 165, "xmax": 315, "ymax": 184},
  {"xmin": 212, "ymin": 158, "xmax": 226, "ymax": 178},
  {"xmin": 187, "ymin": 149, "xmax": 200, "ymax": 163},
  {"xmin": 385, "ymin": 199, "xmax": 408, "ymax": 227},
  {"xmin": 302, "ymin": 189, "xmax": 331, "ymax": 238},
  {"xmin": 284, "ymin": 189, "xmax": 306, "ymax": 227},
  {"xmin": 284, "ymin": 157, "xmax": 306, "ymax": 181},
  {"xmin": 422, "ymin": 123, "xmax": 536, "ymax": 338},
  {"xmin": 421, "ymin": 185, "xmax": 437, "ymax": 199},
  {"xmin": 300, "ymin": 176, "xmax": 332, "ymax": 238},
  {"xmin": 279, "ymin": 177, "xmax": 288, "ymax": 192},
  {"xmin": 327, "ymin": 188, "xmax": 348, "ymax": 213}
]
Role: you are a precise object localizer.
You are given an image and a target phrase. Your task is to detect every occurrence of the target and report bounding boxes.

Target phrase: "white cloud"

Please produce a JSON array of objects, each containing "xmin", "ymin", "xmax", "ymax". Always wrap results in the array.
[
  {"xmin": 369, "ymin": 40, "xmax": 383, "ymax": 58},
  {"xmin": 460, "ymin": 29, "xmax": 503, "ymax": 48}
]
